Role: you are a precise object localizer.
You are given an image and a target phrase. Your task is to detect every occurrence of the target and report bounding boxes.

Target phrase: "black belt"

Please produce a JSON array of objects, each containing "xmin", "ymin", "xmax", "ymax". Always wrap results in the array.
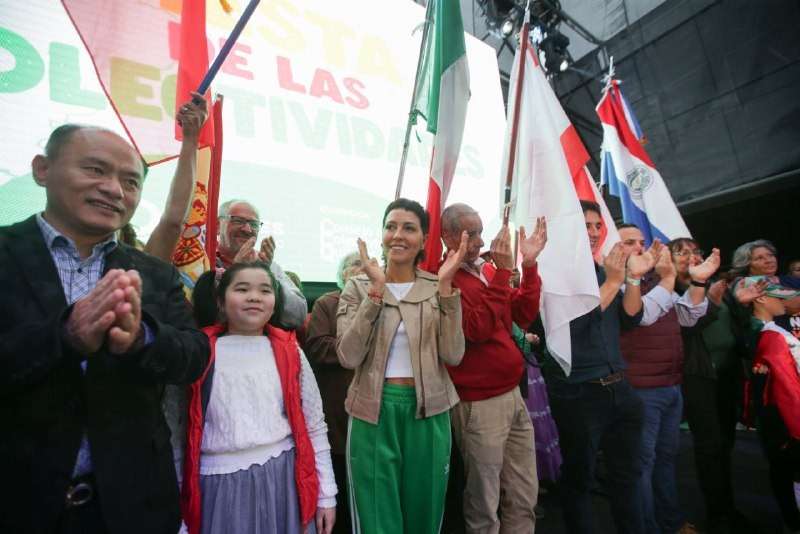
[
  {"xmin": 587, "ymin": 371, "xmax": 624, "ymax": 386},
  {"xmin": 65, "ymin": 474, "xmax": 96, "ymax": 509}
]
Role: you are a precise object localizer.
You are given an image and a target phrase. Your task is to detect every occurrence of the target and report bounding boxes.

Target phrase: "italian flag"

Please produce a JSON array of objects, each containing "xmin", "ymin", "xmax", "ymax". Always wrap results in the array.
[{"xmin": 415, "ymin": 0, "xmax": 470, "ymax": 273}]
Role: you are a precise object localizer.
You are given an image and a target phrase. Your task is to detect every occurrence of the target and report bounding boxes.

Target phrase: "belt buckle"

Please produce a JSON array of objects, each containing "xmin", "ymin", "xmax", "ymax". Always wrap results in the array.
[
  {"xmin": 65, "ymin": 481, "xmax": 94, "ymax": 508},
  {"xmin": 598, "ymin": 373, "xmax": 619, "ymax": 386}
]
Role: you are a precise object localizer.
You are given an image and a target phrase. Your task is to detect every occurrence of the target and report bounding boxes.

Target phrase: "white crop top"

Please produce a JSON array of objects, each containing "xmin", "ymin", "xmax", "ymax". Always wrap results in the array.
[{"xmin": 385, "ymin": 282, "xmax": 414, "ymax": 378}]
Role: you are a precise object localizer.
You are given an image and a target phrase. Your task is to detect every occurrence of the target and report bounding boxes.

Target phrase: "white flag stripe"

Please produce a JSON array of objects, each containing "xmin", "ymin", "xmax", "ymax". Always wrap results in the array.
[
  {"xmin": 586, "ymin": 167, "xmax": 620, "ymax": 258},
  {"xmin": 503, "ymin": 47, "xmax": 600, "ymax": 374},
  {"xmin": 600, "ymin": 124, "xmax": 690, "ymax": 240},
  {"xmin": 431, "ymin": 55, "xmax": 470, "ymax": 205}
]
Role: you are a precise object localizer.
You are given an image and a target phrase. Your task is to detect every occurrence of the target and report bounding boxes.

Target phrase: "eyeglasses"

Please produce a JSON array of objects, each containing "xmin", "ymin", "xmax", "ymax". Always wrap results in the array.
[
  {"xmin": 672, "ymin": 249, "xmax": 705, "ymax": 259},
  {"xmin": 222, "ymin": 215, "xmax": 263, "ymax": 232}
]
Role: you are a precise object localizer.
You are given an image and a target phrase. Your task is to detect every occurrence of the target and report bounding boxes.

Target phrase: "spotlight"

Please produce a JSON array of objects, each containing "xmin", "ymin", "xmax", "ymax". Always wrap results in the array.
[
  {"xmin": 501, "ymin": 17, "xmax": 516, "ymax": 37},
  {"xmin": 500, "ymin": 5, "xmax": 523, "ymax": 37},
  {"xmin": 487, "ymin": 0, "xmax": 518, "ymax": 18},
  {"xmin": 487, "ymin": 0, "xmax": 523, "ymax": 38},
  {"xmin": 539, "ymin": 30, "xmax": 570, "ymax": 73}
]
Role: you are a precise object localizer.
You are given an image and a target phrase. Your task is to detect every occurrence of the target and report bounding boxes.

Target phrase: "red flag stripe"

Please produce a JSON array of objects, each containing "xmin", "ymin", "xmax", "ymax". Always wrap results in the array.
[
  {"xmin": 175, "ymin": 0, "xmax": 215, "ymax": 147},
  {"xmin": 596, "ymin": 82, "xmax": 653, "ymax": 167},
  {"xmin": 421, "ymin": 178, "xmax": 443, "ymax": 274},
  {"xmin": 205, "ymin": 97, "xmax": 224, "ymax": 262},
  {"xmin": 560, "ymin": 124, "xmax": 590, "ymax": 179}
]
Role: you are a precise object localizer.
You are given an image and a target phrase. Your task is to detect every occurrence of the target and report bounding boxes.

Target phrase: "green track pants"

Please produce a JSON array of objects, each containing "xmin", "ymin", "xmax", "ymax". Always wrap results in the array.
[{"xmin": 346, "ymin": 384, "xmax": 451, "ymax": 534}]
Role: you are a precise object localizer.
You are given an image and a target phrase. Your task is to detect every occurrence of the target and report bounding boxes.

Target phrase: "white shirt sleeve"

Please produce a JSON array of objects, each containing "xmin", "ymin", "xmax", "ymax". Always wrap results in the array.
[
  {"xmin": 673, "ymin": 289, "xmax": 709, "ymax": 327},
  {"xmin": 636, "ymin": 284, "xmax": 708, "ymax": 327},
  {"xmin": 298, "ymin": 346, "xmax": 338, "ymax": 508},
  {"xmin": 639, "ymin": 284, "xmax": 675, "ymax": 326}
]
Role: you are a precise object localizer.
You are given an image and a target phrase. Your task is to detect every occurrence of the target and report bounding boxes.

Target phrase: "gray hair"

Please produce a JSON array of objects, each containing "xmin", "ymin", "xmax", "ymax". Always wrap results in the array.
[
  {"xmin": 336, "ymin": 251, "xmax": 361, "ymax": 290},
  {"xmin": 219, "ymin": 199, "xmax": 260, "ymax": 219},
  {"xmin": 730, "ymin": 239, "xmax": 777, "ymax": 276},
  {"xmin": 441, "ymin": 203, "xmax": 478, "ymax": 236}
]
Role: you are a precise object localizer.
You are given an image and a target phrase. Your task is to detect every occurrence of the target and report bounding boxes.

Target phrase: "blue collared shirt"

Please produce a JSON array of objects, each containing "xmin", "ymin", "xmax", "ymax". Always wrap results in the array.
[
  {"xmin": 36, "ymin": 214, "xmax": 157, "ymax": 478},
  {"xmin": 36, "ymin": 213, "xmax": 118, "ymax": 306},
  {"xmin": 38, "ymin": 214, "xmax": 116, "ymax": 476}
]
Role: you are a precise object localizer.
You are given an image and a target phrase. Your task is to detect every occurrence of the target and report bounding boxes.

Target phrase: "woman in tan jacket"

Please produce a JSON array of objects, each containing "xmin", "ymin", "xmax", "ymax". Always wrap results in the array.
[{"xmin": 337, "ymin": 198, "xmax": 467, "ymax": 534}]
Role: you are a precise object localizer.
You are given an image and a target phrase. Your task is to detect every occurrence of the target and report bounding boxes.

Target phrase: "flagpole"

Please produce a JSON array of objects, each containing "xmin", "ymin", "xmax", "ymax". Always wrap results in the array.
[
  {"xmin": 195, "ymin": 0, "xmax": 261, "ymax": 99},
  {"xmin": 503, "ymin": 14, "xmax": 531, "ymax": 226},
  {"xmin": 205, "ymin": 94, "xmax": 224, "ymax": 263},
  {"xmin": 394, "ymin": 0, "xmax": 434, "ymax": 200}
]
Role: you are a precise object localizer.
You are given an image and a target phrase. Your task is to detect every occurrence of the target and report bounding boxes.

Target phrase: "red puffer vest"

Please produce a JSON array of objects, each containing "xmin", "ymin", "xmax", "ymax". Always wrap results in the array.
[
  {"xmin": 620, "ymin": 274, "xmax": 684, "ymax": 388},
  {"xmin": 180, "ymin": 324, "xmax": 319, "ymax": 534}
]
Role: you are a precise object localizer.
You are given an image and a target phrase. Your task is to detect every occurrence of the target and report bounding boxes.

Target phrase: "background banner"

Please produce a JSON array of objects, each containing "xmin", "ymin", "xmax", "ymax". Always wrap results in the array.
[{"xmin": 0, "ymin": 0, "xmax": 507, "ymax": 281}]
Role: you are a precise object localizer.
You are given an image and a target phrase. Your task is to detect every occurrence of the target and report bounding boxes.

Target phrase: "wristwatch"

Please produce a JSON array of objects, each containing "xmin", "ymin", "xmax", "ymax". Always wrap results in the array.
[{"xmin": 690, "ymin": 279, "xmax": 709, "ymax": 288}]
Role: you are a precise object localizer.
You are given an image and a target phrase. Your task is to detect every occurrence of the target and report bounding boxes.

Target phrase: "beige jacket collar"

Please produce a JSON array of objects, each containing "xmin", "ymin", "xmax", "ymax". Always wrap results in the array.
[{"xmin": 353, "ymin": 269, "xmax": 439, "ymax": 305}]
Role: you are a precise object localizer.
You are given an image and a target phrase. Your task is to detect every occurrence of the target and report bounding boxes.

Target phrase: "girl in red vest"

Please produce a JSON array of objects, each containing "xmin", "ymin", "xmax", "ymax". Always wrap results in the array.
[{"xmin": 182, "ymin": 261, "xmax": 337, "ymax": 534}]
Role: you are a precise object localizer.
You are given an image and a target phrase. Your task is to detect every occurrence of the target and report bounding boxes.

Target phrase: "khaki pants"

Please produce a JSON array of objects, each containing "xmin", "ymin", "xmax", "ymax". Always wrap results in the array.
[{"xmin": 451, "ymin": 387, "xmax": 538, "ymax": 534}]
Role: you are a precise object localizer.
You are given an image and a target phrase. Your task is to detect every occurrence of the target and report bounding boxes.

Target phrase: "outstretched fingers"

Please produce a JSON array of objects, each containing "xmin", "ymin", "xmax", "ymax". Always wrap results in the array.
[{"xmin": 357, "ymin": 238, "xmax": 370, "ymax": 264}]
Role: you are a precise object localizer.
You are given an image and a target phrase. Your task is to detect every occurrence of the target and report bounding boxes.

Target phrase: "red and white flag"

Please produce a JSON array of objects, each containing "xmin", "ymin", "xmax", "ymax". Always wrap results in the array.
[
  {"xmin": 572, "ymin": 163, "xmax": 619, "ymax": 261},
  {"xmin": 503, "ymin": 44, "xmax": 603, "ymax": 374}
]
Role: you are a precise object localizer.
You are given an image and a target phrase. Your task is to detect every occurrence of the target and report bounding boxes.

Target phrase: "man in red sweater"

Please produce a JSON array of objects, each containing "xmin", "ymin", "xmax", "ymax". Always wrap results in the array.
[{"xmin": 441, "ymin": 203, "xmax": 546, "ymax": 533}]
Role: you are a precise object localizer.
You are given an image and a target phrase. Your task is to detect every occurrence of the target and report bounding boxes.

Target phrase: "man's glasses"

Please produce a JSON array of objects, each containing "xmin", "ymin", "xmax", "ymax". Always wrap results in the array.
[
  {"xmin": 672, "ymin": 249, "xmax": 705, "ymax": 259},
  {"xmin": 223, "ymin": 215, "xmax": 263, "ymax": 232}
]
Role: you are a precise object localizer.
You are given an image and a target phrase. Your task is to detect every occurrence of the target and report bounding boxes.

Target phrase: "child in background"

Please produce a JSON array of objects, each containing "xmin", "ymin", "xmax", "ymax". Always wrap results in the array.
[
  {"xmin": 182, "ymin": 261, "xmax": 337, "ymax": 534},
  {"xmin": 746, "ymin": 276, "xmax": 800, "ymax": 527}
]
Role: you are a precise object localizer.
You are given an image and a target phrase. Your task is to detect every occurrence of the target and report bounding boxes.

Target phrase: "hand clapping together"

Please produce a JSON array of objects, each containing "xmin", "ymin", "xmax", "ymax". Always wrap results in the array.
[{"xmin": 64, "ymin": 269, "xmax": 144, "ymax": 355}]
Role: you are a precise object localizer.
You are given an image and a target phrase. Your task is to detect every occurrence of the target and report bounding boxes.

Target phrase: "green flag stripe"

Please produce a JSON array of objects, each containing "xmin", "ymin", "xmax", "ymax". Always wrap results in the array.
[{"xmin": 413, "ymin": 0, "xmax": 467, "ymax": 135}]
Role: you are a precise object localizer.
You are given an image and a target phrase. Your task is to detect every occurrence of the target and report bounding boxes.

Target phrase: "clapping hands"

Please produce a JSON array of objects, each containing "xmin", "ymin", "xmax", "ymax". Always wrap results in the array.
[
  {"xmin": 689, "ymin": 248, "xmax": 721, "ymax": 283},
  {"xmin": 490, "ymin": 217, "xmax": 547, "ymax": 271},
  {"xmin": 233, "ymin": 236, "xmax": 276, "ymax": 265},
  {"xmin": 64, "ymin": 269, "xmax": 144, "ymax": 355},
  {"xmin": 356, "ymin": 238, "xmax": 386, "ymax": 288},
  {"xmin": 627, "ymin": 239, "xmax": 660, "ymax": 279},
  {"xmin": 439, "ymin": 231, "xmax": 468, "ymax": 296},
  {"xmin": 654, "ymin": 246, "xmax": 676, "ymax": 280},
  {"xmin": 603, "ymin": 243, "xmax": 629, "ymax": 285},
  {"xmin": 519, "ymin": 217, "xmax": 547, "ymax": 268}
]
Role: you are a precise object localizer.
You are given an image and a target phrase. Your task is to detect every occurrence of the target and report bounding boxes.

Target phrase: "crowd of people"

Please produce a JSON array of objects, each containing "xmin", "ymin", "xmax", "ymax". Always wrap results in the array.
[{"xmin": 2, "ymin": 105, "xmax": 799, "ymax": 534}]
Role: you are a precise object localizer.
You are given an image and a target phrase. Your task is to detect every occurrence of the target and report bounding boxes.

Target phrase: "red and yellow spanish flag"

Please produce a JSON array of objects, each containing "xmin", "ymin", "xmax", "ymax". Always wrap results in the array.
[{"xmin": 172, "ymin": 97, "xmax": 223, "ymax": 294}]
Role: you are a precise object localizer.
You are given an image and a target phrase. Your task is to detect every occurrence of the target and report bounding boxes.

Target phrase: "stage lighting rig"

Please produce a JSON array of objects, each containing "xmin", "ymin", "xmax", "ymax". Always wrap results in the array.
[
  {"xmin": 539, "ymin": 29, "xmax": 571, "ymax": 73},
  {"xmin": 478, "ymin": 0, "xmax": 603, "ymax": 76}
]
